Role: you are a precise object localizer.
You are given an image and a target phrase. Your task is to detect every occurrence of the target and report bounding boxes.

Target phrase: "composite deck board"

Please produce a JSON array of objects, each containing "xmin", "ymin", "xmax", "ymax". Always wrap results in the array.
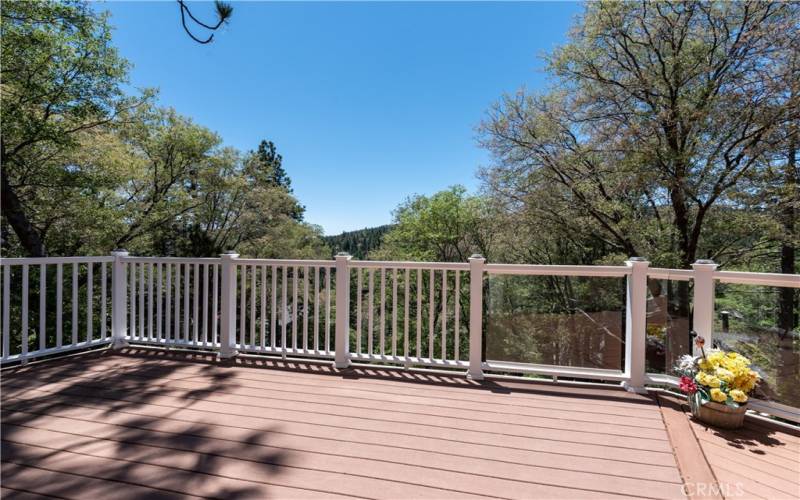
[
  {"xmin": 5, "ymin": 353, "xmax": 662, "ymax": 416},
  {"xmin": 2, "ymin": 389, "xmax": 679, "ymax": 469},
  {"xmin": 0, "ymin": 405, "xmax": 682, "ymax": 483},
  {"xmin": 1, "ymin": 486, "xmax": 62, "ymax": 500},
  {"xmin": 689, "ymin": 417, "xmax": 800, "ymax": 500},
  {"xmin": 2, "ymin": 424, "xmax": 680, "ymax": 500},
  {"xmin": 1, "ymin": 372, "xmax": 670, "ymax": 439},
  {"xmin": 42, "ymin": 349, "xmax": 657, "ymax": 406},
  {"xmin": 1, "ymin": 462, "xmax": 204, "ymax": 499},
  {"xmin": 2, "ymin": 350, "xmax": 690, "ymax": 499},
  {"xmin": 0, "ymin": 379, "xmax": 674, "ymax": 453},
  {"xmin": 1, "ymin": 365, "xmax": 666, "ymax": 426}
]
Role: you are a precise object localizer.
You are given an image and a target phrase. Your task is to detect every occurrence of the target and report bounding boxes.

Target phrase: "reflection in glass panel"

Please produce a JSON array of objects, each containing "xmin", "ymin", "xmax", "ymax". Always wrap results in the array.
[
  {"xmin": 714, "ymin": 284, "xmax": 799, "ymax": 407},
  {"xmin": 486, "ymin": 275, "xmax": 625, "ymax": 370},
  {"xmin": 645, "ymin": 278, "xmax": 693, "ymax": 376}
]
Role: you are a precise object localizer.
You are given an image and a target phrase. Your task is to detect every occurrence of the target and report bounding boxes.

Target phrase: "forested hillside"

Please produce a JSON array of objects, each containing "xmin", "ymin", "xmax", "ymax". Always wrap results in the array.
[{"xmin": 324, "ymin": 225, "xmax": 393, "ymax": 259}]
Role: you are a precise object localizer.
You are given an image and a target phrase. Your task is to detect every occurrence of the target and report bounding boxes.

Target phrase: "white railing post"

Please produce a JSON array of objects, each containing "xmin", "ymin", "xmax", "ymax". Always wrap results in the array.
[
  {"xmin": 334, "ymin": 253, "xmax": 352, "ymax": 369},
  {"xmin": 692, "ymin": 259, "xmax": 718, "ymax": 355},
  {"xmin": 467, "ymin": 254, "xmax": 485, "ymax": 380},
  {"xmin": 219, "ymin": 252, "xmax": 239, "ymax": 359},
  {"xmin": 623, "ymin": 257, "xmax": 649, "ymax": 393},
  {"xmin": 111, "ymin": 250, "xmax": 130, "ymax": 349}
]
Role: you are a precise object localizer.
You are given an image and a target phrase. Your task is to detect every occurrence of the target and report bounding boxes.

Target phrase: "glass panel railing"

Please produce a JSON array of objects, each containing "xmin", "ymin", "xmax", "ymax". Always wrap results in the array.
[
  {"xmin": 714, "ymin": 283, "xmax": 799, "ymax": 408},
  {"xmin": 485, "ymin": 275, "xmax": 625, "ymax": 371},
  {"xmin": 646, "ymin": 278, "xmax": 693, "ymax": 376}
]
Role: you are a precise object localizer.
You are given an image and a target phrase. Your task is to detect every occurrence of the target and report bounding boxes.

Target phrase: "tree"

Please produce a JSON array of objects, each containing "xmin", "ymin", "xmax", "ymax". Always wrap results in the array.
[
  {"xmin": 374, "ymin": 186, "xmax": 493, "ymax": 262},
  {"xmin": 480, "ymin": 1, "xmax": 799, "ymax": 271},
  {"xmin": 0, "ymin": 0, "xmax": 147, "ymax": 256},
  {"xmin": 246, "ymin": 140, "xmax": 304, "ymax": 221},
  {"xmin": 324, "ymin": 225, "xmax": 394, "ymax": 259},
  {"xmin": 68, "ymin": 105, "xmax": 326, "ymax": 259}
]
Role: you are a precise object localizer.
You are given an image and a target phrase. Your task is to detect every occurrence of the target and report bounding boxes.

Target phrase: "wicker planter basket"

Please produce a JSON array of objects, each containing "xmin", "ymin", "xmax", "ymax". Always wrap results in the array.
[{"xmin": 688, "ymin": 396, "xmax": 747, "ymax": 429}]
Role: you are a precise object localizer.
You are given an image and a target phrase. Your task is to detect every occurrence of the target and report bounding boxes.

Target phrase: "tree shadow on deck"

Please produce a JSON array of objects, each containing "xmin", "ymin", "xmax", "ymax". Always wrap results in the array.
[
  {"xmin": 114, "ymin": 346, "xmax": 658, "ymax": 407},
  {"xmin": 698, "ymin": 416, "xmax": 799, "ymax": 453},
  {"xmin": 1, "ymin": 349, "xmax": 293, "ymax": 499}
]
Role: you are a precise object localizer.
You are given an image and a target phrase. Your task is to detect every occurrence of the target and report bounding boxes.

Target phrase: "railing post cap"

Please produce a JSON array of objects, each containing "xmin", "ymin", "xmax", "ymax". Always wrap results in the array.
[
  {"xmin": 220, "ymin": 251, "xmax": 239, "ymax": 259},
  {"xmin": 692, "ymin": 259, "xmax": 718, "ymax": 269},
  {"xmin": 469, "ymin": 254, "xmax": 485, "ymax": 260},
  {"xmin": 626, "ymin": 257, "xmax": 649, "ymax": 267},
  {"xmin": 111, "ymin": 249, "xmax": 129, "ymax": 256},
  {"xmin": 335, "ymin": 252, "xmax": 352, "ymax": 260}
]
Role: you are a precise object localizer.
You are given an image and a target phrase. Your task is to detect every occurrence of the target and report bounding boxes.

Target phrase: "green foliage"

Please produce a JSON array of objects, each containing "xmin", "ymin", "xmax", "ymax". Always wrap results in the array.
[
  {"xmin": 0, "ymin": 0, "xmax": 327, "ymax": 260},
  {"xmin": 374, "ymin": 186, "xmax": 491, "ymax": 262},
  {"xmin": 245, "ymin": 140, "xmax": 304, "ymax": 221},
  {"xmin": 324, "ymin": 225, "xmax": 393, "ymax": 259},
  {"xmin": 480, "ymin": 1, "xmax": 799, "ymax": 271},
  {"xmin": 0, "ymin": 0, "xmax": 149, "ymax": 256}
]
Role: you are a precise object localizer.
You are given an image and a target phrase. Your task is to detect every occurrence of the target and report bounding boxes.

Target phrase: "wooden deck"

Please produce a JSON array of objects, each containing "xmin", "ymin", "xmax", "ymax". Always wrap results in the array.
[
  {"xmin": 690, "ymin": 406, "xmax": 800, "ymax": 499},
  {"xmin": 0, "ymin": 349, "xmax": 794, "ymax": 499}
]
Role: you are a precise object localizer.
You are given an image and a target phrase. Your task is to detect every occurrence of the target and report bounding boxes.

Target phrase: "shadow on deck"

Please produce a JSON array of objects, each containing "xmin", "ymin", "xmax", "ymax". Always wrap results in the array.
[{"xmin": 0, "ymin": 348, "xmax": 795, "ymax": 499}]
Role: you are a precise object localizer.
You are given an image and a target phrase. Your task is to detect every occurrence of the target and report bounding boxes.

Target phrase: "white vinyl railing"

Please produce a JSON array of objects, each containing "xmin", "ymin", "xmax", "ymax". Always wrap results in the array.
[
  {"xmin": 1, "ymin": 252, "xmax": 797, "ymax": 420},
  {"xmin": 349, "ymin": 260, "xmax": 471, "ymax": 370},
  {"xmin": 231, "ymin": 258, "xmax": 336, "ymax": 358},
  {"xmin": 0, "ymin": 256, "xmax": 115, "ymax": 363}
]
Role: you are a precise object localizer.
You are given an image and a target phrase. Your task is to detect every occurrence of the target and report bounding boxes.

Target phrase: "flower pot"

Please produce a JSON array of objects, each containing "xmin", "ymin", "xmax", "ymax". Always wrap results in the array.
[{"xmin": 688, "ymin": 395, "xmax": 747, "ymax": 429}]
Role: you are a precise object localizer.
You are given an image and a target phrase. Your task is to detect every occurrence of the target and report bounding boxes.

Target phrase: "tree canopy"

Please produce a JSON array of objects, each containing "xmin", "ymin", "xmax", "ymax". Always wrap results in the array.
[
  {"xmin": 480, "ymin": 1, "xmax": 798, "ymax": 270},
  {"xmin": 0, "ymin": 0, "xmax": 327, "ymax": 259}
]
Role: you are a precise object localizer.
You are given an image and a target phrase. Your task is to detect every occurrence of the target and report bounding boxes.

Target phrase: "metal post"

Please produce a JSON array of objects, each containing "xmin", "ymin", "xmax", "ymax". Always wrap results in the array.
[
  {"xmin": 219, "ymin": 252, "xmax": 239, "ymax": 359},
  {"xmin": 467, "ymin": 254, "xmax": 485, "ymax": 380},
  {"xmin": 334, "ymin": 253, "xmax": 352, "ymax": 369},
  {"xmin": 692, "ymin": 259, "xmax": 718, "ymax": 354},
  {"xmin": 111, "ymin": 250, "xmax": 130, "ymax": 349},
  {"xmin": 622, "ymin": 257, "xmax": 649, "ymax": 393}
]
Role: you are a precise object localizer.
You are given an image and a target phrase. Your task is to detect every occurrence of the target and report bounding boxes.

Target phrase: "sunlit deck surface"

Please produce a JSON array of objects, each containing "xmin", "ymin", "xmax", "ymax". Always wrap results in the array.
[{"xmin": 1, "ymin": 349, "xmax": 797, "ymax": 500}]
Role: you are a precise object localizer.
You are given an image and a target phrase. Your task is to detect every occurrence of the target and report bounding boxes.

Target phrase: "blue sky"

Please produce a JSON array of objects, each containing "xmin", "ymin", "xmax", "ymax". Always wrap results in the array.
[{"xmin": 98, "ymin": 1, "xmax": 583, "ymax": 235}]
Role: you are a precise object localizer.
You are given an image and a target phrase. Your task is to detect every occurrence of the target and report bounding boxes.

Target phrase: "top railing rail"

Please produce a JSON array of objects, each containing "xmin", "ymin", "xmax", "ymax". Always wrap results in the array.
[
  {"xmin": 647, "ymin": 268, "xmax": 694, "ymax": 281},
  {"xmin": 0, "ymin": 256, "xmax": 114, "ymax": 265},
  {"xmin": 233, "ymin": 258, "xmax": 335, "ymax": 267},
  {"xmin": 349, "ymin": 260, "xmax": 469, "ymax": 270},
  {"xmin": 121, "ymin": 256, "xmax": 219, "ymax": 265},
  {"xmin": 714, "ymin": 270, "xmax": 800, "ymax": 288},
  {"xmin": 485, "ymin": 263, "xmax": 630, "ymax": 277}
]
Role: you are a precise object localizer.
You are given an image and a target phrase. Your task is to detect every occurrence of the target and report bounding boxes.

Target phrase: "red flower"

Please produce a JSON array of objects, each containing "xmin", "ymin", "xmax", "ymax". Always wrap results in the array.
[{"xmin": 679, "ymin": 376, "xmax": 697, "ymax": 395}]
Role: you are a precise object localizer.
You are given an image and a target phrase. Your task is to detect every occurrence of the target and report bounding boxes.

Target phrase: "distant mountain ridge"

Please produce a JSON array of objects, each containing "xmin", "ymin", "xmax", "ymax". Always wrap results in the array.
[{"xmin": 324, "ymin": 225, "xmax": 393, "ymax": 259}]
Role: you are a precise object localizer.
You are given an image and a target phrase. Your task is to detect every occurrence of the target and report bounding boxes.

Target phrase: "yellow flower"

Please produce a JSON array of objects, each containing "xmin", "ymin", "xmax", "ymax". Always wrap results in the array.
[
  {"xmin": 710, "ymin": 388, "xmax": 728, "ymax": 403},
  {"xmin": 707, "ymin": 351, "xmax": 724, "ymax": 367},
  {"xmin": 730, "ymin": 390, "xmax": 748, "ymax": 403},
  {"xmin": 695, "ymin": 372, "xmax": 721, "ymax": 388},
  {"xmin": 716, "ymin": 368, "xmax": 735, "ymax": 383}
]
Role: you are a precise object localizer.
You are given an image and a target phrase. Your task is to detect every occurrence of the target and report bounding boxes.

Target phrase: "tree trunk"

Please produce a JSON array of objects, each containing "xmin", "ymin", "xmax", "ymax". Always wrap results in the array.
[
  {"xmin": 670, "ymin": 181, "xmax": 695, "ymax": 318},
  {"xmin": 778, "ymin": 134, "xmax": 797, "ymax": 334},
  {"xmin": 0, "ymin": 166, "xmax": 46, "ymax": 257}
]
